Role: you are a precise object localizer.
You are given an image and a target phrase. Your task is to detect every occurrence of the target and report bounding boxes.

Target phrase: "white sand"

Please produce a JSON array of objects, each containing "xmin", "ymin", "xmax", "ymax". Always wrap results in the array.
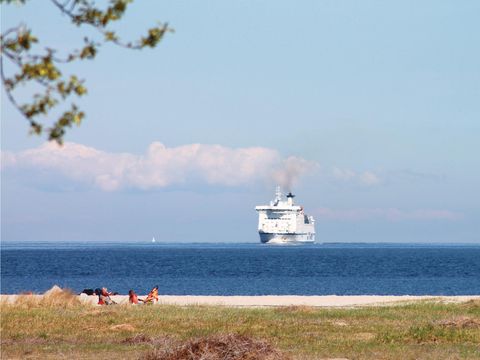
[
  {"xmin": 3, "ymin": 294, "xmax": 479, "ymax": 307},
  {"xmin": 152, "ymin": 295, "xmax": 480, "ymax": 307}
]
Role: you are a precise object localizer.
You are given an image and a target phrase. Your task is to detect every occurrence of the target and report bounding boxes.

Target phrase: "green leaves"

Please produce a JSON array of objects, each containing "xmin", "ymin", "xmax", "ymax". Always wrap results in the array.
[
  {"xmin": 49, "ymin": 105, "xmax": 85, "ymax": 143},
  {"xmin": 21, "ymin": 56, "xmax": 61, "ymax": 81},
  {"xmin": 104, "ymin": 31, "xmax": 117, "ymax": 42},
  {"xmin": 1, "ymin": 26, "xmax": 87, "ymax": 143},
  {"xmin": 21, "ymin": 93, "xmax": 58, "ymax": 119},
  {"xmin": 56, "ymin": 76, "xmax": 88, "ymax": 99},
  {"xmin": 141, "ymin": 25, "xmax": 170, "ymax": 48},
  {"xmin": 1, "ymin": 0, "xmax": 172, "ymax": 144},
  {"xmin": 79, "ymin": 43, "xmax": 97, "ymax": 59},
  {"xmin": 2, "ymin": 28, "xmax": 37, "ymax": 52},
  {"xmin": 72, "ymin": 0, "xmax": 132, "ymax": 27}
]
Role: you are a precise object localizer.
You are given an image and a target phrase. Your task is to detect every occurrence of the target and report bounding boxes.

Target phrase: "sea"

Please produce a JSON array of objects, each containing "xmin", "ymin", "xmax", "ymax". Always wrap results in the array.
[{"xmin": 1, "ymin": 242, "xmax": 480, "ymax": 295}]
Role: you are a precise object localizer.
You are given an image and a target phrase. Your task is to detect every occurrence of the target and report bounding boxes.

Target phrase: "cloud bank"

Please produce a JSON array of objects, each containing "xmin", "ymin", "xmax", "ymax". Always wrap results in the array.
[
  {"xmin": 315, "ymin": 207, "xmax": 461, "ymax": 221},
  {"xmin": 332, "ymin": 167, "xmax": 382, "ymax": 186},
  {"xmin": 1, "ymin": 142, "xmax": 316, "ymax": 191}
]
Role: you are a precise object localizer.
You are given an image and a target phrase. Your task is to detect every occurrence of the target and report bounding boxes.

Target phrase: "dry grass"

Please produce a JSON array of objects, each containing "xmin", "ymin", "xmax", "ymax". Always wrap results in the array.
[
  {"xmin": 435, "ymin": 316, "xmax": 480, "ymax": 329},
  {"xmin": 1, "ymin": 299, "xmax": 479, "ymax": 359},
  {"xmin": 461, "ymin": 299, "xmax": 480, "ymax": 310},
  {"xmin": 142, "ymin": 333, "xmax": 287, "ymax": 360},
  {"xmin": 5, "ymin": 289, "xmax": 82, "ymax": 309}
]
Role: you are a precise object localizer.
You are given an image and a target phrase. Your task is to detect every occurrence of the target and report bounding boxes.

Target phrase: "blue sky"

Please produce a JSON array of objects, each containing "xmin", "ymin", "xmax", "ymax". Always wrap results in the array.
[{"xmin": 1, "ymin": 1, "xmax": 479, "ymax": 243}]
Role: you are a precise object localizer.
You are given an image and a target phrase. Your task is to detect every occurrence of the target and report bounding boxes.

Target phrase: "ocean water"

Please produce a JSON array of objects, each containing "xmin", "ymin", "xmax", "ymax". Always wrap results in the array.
[{"xmin": 1, "ymin": 243, "xmax": 479, "ymax": 295}]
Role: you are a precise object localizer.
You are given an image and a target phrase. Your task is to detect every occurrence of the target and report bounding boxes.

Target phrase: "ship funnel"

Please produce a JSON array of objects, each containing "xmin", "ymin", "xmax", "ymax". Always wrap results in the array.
[{"xmin": 286, "ymin": 192, "xmax": 295, "ymax": 206}]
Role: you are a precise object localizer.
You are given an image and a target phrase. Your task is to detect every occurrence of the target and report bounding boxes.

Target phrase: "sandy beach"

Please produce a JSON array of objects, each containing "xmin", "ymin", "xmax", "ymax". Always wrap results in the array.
[
  {"xmin": 153, "ymin": 295, "xmax": 480, "ymax": 307},
  {"xmin": 87, "ymin": 294, "xmax": 480, "ymax": 307},
  {"xmin": 2, "ymin": 294, "xmax": 479, "ymax": 307}
]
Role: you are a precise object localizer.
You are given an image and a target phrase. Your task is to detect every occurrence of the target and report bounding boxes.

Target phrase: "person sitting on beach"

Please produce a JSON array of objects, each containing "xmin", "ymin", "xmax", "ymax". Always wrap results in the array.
[
  {"xmin": 96, "ymin": 287, "xmax": 116, "ymax": 305},
  {"xmin": 128, "ymin": 289, "xmax": 144, "ymax": 305},
  {"xmin": 94, "ymin": 288, "xmax": 102, "ymax": 303},
  {"xmin": 143, "ymin": 285, "xmax": 159, "ymax": 304}
]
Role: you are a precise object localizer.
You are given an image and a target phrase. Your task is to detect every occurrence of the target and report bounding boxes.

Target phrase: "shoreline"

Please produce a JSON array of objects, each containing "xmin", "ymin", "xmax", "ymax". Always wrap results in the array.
[{"xmin": 2, "ymin": 294, "xmax": 479, "ymax": 307}]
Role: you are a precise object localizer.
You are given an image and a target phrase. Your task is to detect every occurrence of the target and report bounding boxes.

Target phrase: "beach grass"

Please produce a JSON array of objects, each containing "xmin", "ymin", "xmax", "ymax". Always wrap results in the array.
[{"xmin": 1, "ymin": 296, "xmax": 479, "ymax": 359}]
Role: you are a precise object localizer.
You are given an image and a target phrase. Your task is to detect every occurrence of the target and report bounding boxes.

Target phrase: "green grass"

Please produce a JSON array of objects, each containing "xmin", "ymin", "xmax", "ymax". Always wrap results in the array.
[{"xmin": 1, "ymin": 299, "xmax": 480, "ymax": 359}]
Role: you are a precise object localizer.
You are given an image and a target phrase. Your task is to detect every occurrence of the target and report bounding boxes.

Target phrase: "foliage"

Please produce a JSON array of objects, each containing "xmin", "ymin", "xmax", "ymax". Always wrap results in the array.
[{"xmin": 0, "ymin": 0, "xmax": 172, "ymax": 143}]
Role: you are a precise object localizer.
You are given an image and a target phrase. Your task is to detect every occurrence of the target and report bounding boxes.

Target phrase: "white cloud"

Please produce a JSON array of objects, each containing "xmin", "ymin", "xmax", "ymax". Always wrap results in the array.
[
  {"xmin": 359, "ymin": 171, "xmax": 381, "ymax": 186},
  {"xmin": 315, "ymin": 207, "xmax": 462, "ymax": 221},
  {"xmin": 332, "ymin": 167, "xmax": 356, "ymax": 181},
  {"xmin": 1, "ymin": 142, "xmax": 316, "ymax": 191},
  {"xmin": 332, "ymin": 167, "xmax": 382, "ymax": 186}
]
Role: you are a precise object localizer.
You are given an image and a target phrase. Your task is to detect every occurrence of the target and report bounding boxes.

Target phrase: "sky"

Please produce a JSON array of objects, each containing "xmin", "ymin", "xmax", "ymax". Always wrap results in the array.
[{"xmin": 1, "ymin": 0, "xmax": 479, "ymax": 243}]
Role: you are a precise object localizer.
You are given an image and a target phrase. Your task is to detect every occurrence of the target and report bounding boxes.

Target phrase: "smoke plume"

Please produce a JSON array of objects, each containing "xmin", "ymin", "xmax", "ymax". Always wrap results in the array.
[{"xmin": 271, "ymin": 156, "xmax": 315, "ymax": 191}]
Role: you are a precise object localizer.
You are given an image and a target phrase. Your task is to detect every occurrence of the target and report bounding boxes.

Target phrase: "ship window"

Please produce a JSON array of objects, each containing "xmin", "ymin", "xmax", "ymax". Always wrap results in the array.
[{"xmin": 304, "ymin": 215, "xmax": 309, "ymax": 224}]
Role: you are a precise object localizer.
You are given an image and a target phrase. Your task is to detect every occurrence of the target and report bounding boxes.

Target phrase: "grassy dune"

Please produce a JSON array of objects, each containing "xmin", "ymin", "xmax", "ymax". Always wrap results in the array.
[{"xmin": 1, "ymin": 294, "xmax": 480, "ymax": 359}]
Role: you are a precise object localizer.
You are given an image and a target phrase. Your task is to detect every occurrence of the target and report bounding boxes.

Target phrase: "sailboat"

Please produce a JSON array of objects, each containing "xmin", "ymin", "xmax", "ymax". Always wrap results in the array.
[{"xmin": 152, "ymin": 237, "xmax": 156, "ymax": 243}]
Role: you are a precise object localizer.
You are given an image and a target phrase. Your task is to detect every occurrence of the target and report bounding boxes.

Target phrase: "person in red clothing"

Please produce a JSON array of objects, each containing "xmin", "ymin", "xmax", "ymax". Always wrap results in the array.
[
  {"xmin": 96, "ymin": 287, "xmax": 116, "ymax": 305},
  {"xmin": 128, "ymin": 289, "xmax": 144, "ymax": 305},
  {"xmin": 94, "ymin": 288, "xmax": 103, "ymax": 304}
]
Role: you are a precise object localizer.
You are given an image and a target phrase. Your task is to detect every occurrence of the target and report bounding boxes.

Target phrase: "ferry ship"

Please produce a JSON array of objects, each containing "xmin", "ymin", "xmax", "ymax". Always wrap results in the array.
[{"xmin": 255, "ymin": 187, "xmax": 315, "ymax": 244}]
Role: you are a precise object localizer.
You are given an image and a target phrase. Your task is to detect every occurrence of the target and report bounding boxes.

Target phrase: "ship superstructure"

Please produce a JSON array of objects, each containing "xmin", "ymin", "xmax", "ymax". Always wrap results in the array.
[{"xmin": 255, "ymin": 187, "xmax": 315, "ymax": 244}]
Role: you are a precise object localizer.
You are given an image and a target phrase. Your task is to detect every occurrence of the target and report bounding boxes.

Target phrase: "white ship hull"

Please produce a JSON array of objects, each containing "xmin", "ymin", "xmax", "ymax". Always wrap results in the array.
[{"xmin": 259, "ymin": 232, "xmax": 315, "ymax": 244}]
